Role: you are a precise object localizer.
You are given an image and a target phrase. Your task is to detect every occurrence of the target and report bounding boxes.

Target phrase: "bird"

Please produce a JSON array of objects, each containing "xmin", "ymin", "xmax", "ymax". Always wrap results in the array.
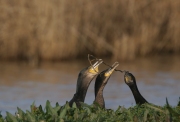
[
  {"xmin": 94, "ymin": 62, "xmax": 119, "ymax": 108},
  {"xmin": 124, "ymin": 71, "xmax": 148, "ymax": 105},
  {"xmin": 69, "ymin": 59, "xmax": 103, "ymax": 107}
]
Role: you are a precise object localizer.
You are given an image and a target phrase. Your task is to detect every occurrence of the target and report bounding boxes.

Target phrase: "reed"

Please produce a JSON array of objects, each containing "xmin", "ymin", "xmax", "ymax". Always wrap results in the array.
[{"xmin": 0, "ymin": 0, "xmax": 180, "ymax": 62}]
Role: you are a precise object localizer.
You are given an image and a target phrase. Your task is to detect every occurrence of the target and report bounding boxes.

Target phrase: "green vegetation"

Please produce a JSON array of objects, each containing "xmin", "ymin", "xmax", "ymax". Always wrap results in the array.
[
  {"xmin": 1, "ymin": 99, "xmax": 180, "ymax": 122},
  {"xmin": 0, "ymin": 0, "xmax": 180, "ymax": 62}
]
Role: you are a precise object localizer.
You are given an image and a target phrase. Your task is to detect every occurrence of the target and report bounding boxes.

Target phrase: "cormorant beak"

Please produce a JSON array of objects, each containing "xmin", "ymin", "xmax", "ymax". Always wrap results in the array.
[
  {"xmin": 105, "ymin": 62, "xmax": 119, "ymax": 77},
  {"xmin": 93, "ymin": 59, "xmax": 103, "ymax": 69},
  {"xmin": 88, "ymin": 59, "xmax": 103, "ymax": 74}
]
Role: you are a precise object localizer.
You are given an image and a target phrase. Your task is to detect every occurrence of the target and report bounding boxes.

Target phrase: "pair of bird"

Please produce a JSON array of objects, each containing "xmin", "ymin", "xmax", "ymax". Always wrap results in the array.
[{"xmin": 69, "ymin": 59, "xmax": 148, "ymax": 108}]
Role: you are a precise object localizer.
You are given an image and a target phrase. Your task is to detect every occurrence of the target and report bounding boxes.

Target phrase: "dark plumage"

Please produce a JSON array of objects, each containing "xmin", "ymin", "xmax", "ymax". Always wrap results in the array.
[
  {"xmin": 69, "ymin": 59, "xmax": 103, "ymax": 107},
  {"xmin": 94, "ymin": 62, "xmax": 119, "ymax": 108},
  {"xmin": 124, "ymin": 72, "xmax": 148, "ymax": 105}
]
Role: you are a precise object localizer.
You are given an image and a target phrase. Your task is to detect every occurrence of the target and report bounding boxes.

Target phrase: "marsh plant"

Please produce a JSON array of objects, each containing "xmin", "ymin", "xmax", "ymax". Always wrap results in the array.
[{"xmin": 0, "ymin": 98, "xmax": 180, "ymax": 122}]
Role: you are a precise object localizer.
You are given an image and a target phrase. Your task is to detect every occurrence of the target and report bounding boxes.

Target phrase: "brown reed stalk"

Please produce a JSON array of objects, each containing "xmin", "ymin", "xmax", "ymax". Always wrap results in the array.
[{"xmin": 0, "ymin": 0, "xmax": 180, "ymax": 62}]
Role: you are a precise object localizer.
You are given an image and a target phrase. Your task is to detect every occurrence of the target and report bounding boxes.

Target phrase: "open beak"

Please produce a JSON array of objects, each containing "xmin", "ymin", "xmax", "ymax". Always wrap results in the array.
[
  {"xmin": 105, "ymin": 62, "xmax": 119, "ymax": 77},
  {"xmin": 92, "ymin": 59, "xmax": 103, "ymax": 69},
  {"xmin": 88, "ymin": 59, "xmax": 103, "ymax": 74}
]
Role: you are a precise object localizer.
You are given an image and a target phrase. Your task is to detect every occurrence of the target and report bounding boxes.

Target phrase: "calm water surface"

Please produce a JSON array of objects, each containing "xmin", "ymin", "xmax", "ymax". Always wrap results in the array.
[{"xmin": 0, "ymin": 56, "xmax": 180, "ymax": 116}]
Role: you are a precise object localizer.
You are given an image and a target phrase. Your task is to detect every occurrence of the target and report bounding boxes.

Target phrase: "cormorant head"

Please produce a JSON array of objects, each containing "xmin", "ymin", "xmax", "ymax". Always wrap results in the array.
[
  {"xmin": 124, "ymin": 71, "xmax": 136, "ymax": 85},
  {"xmin": 104, "ymin": 62, "xmax": 119, "ymax": 77},
  {"xmin": 87, "ymin": 59, "xmax": 103, "ymax": 74},
  {"xmin": 97, "ymin": 62, "xmax": 119, "ymax": 84},
  {"xmin": 76, "ymin": 59, "xmax": 103, "ymax": 95},
  {"xmin": 78, "ymin": 59, "xmax": 103, "ymax": 82},
  {"xmin": 79, "ymin": 59, "xmax": 103, "ymax": 77}
]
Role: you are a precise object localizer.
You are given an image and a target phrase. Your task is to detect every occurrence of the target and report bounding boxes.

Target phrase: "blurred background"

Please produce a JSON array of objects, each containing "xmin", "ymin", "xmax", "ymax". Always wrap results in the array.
[{"xmin": 0, "ymin": 0, "xmax": 180, "ymax": 115}]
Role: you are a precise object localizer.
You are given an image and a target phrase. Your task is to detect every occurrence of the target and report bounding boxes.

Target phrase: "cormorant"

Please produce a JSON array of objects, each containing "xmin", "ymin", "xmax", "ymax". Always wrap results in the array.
[
  {"xmin": 94, "ymin": 62, "xmax": 119, "ymax": 108},
  {"xmin": 69, "ymin": 59, "xmax": 103, "ymax": 107},
  {"xmin": 124, "ymin": 71, "xmax": 148, "ymax": 105}
]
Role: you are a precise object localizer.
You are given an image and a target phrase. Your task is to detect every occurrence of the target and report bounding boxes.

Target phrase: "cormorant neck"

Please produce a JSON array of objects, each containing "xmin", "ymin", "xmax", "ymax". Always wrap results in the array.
[
  {"xmin": 94, "ymin": 90, "xmax": 105, "ymax": 108},
  {"xmin": 69, "ymin": 73, "xmax": 96, "ymax": 107},
  {"xmin": 75, "ymin": 75, "xmax": 95, "ymax": 101},
  {"xmin": 95, "ymin": 83, "xmax": 106, "ymax": 98},
  {"xmin": 128, "ymin": 82, "xmax": 148, "ymax": 105},
  {"xmin": 94, "ymin": 76, "xmax": 109, "ymax": 108}
]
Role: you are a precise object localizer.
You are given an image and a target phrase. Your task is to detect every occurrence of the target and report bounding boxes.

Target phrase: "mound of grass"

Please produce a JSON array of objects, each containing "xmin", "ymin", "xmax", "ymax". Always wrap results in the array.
[{"xmin": 1, "ymin": 99, "xmax": 180, "ymax": 122}]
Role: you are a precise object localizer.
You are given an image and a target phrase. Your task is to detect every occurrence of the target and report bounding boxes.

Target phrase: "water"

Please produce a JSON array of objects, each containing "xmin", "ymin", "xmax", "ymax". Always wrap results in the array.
[{"xmin": 0, "ymin": 56, "xmax": 180, "ymax": 116}]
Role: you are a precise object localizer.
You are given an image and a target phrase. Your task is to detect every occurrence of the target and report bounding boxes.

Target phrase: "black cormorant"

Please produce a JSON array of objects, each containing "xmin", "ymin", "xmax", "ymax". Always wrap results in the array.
[
  {"xmin": 69, "ymin": 59, "xmax": 103, "ymax": 107},
  {"xmin": 124, "ymin": 71, "xmax": 148, "ymax": 105},
  {"xmin": 94, "ymin": 62, "xmax": 119, "ymax": 108}
]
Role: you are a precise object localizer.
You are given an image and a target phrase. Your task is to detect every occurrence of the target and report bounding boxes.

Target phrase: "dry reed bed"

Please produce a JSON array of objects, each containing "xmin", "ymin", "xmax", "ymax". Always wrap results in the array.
[{"xmin": 0, "ymin": 0, "xmax": 180, "ymax": 61}]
